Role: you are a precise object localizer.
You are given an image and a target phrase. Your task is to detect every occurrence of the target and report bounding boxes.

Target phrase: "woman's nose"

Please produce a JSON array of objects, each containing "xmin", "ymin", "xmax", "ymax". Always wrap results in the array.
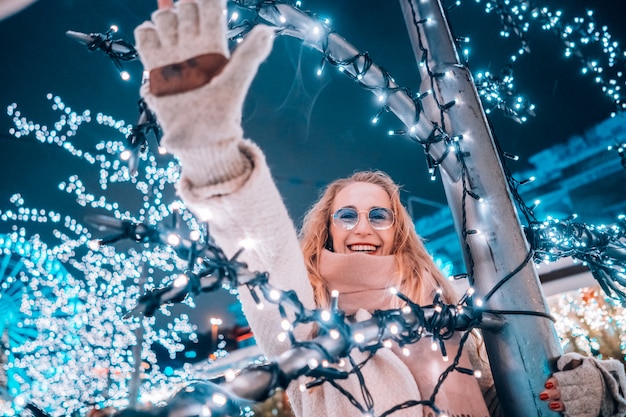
[{"xmin": 353, "ymin": 212, "xmax": 373, "ymax": 233}]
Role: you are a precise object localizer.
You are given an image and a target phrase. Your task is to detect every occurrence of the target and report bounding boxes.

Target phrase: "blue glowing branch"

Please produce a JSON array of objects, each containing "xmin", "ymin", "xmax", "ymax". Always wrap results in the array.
[
  {"xmin": 7, "ymin": 96, "xmax": 104, "ymax": 155},
  {"xmin": 1, "ymin": 98, "xmax": 206, "ymax": 416},
  {"xmin": 459, "ymin": 0, "xmax": 626, "ymax": 116},
  {"xmin": 0, "ymin": 228, "xmax": 204, "ymax": 416},
  {"xmin": 474, "ymin": 66, "xmax": 535, "ymax": 123},
  {"xmin": 526, "ymin": 216, "xmax": 626, "ymax": 303},
  {"xmin": 5, "ymin": 95, "xmax": 185, "ymax": 225}
]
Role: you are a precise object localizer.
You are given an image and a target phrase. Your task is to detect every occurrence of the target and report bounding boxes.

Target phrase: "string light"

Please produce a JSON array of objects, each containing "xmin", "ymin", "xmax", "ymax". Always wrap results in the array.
[
  {"xmin": 65, "ymin": 25, "xmax": 138, "ymax": 80},
  {"xmin": 97, "ymin": 220, "xmax": 512, "ymax": 417},
  {"xmin": 320, "ymin": 309, "xmax": 331, "ymax": 321}
]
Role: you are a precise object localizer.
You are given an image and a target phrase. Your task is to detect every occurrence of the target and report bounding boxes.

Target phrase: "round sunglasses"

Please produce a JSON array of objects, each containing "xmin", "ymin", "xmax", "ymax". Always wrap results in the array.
[{"xmin": 332, "ymin": 207, "xmax": 395, "ymax": 231}]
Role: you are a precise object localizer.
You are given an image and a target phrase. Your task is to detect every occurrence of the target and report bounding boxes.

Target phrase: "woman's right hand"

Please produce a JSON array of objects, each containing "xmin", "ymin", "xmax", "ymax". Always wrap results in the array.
[{"xmin": 133, "ymin": 0, "xmax": 275, "ymax": 155}]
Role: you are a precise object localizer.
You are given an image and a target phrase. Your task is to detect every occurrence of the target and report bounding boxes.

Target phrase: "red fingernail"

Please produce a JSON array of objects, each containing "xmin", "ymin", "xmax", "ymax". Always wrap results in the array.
[
  {"xmin": 539, "ymin": 393, "xmax": 549, "ymax": 401},
  {"xmin": 549, "ymin": 402, "xmax": 561, "ymax": 411},
  {"xmin": 545, "ymin": 381, "xmax": 555, "ymax": 389}
]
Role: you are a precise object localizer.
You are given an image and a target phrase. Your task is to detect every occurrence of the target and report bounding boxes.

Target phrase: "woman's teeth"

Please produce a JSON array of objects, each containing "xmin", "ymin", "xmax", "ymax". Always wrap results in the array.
[{"xmin": 349, "ymin": 244, "xmax": 377, "ymax": 252}]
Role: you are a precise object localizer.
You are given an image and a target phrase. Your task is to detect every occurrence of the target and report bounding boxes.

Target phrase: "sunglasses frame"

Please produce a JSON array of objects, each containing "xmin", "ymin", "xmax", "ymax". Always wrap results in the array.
[{"xmin": 332, "ymin": 207, "xmax": 395, "ymax": 231}]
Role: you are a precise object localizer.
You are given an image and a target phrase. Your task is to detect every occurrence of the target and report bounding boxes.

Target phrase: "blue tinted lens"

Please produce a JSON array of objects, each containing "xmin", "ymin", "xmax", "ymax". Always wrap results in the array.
[
  {"xmin": 334, "ymin": 208, "xmax": 359, "ymax": 229},
  {"xmin": 368, "ymin": 207, "xmax": 394, "ymax": 229}
]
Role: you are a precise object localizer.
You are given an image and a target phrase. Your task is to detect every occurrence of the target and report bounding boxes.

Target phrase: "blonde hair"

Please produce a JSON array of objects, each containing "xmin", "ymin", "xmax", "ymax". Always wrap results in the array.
[{"xmin": 299, "ymin": 170, "xmax": 457, "ymax": 309}]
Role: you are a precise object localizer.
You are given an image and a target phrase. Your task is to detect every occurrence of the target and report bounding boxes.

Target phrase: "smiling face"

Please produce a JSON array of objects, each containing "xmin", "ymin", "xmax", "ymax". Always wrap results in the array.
[{"xmin": 330, "ymin": 182, "xmax": 396, "ymax": 256}]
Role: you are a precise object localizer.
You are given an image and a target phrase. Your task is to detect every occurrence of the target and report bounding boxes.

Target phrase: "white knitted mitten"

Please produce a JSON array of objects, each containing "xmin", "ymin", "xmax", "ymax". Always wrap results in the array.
[
  {"xmin": 134, "ymin": 0, "xmax": 275, "ymax": 187},
  {"xmin": 553, "ymin": 352, "xmax": 626, "ymax": 417}
]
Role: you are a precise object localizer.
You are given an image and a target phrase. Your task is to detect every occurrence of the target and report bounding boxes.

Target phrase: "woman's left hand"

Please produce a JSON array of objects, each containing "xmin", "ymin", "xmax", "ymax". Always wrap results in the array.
[
  {"xmin": 539, "ymin": 354, "xmax": 587, "ymax": 414},
  {"xmin": 538, "ymin": 352, "xmax": 626, "ymax": 417}
]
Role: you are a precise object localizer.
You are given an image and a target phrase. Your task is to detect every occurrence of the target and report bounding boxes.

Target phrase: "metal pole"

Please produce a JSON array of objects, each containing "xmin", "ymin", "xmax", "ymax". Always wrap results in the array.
[{"xmin": 397, "ymin": 1, "xmax": 562, "ymax": 415}]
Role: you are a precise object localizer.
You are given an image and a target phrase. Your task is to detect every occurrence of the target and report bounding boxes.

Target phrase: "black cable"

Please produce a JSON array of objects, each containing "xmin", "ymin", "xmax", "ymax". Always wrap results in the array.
[
  {"xmin": 482, "ymin": 309, "xmax": 556, "ymax": 322},
  {"xmin": 483, "ymin": 249, "xmax": 534, "ymax": 301}
]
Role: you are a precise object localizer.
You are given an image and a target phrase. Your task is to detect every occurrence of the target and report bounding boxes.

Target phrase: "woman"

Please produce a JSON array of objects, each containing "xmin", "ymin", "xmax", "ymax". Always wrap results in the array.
[
  {"xmin": 298, "ymin": 171, "xmax": 497, "ymax": 416},
  {"xmin": 132, "ymin": 0, "xmax": 626, "ymax": 415}
]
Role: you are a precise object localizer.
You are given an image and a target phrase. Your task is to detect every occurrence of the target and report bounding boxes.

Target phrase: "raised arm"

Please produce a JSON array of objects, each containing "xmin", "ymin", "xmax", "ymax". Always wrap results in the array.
[
  {"xmin": 135, "ymin": 0, "xmax": 273, "ymax": 191},
  {"xmin": 134, "ymin": 0, "xmax": 317, "ymax": 358}
]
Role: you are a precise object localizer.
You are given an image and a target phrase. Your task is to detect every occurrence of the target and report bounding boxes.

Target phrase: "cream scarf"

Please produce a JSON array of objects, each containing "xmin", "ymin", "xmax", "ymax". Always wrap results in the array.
[{"xmin": 319, "ymin": 250, "xmax": 491, "ymax": 417}]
